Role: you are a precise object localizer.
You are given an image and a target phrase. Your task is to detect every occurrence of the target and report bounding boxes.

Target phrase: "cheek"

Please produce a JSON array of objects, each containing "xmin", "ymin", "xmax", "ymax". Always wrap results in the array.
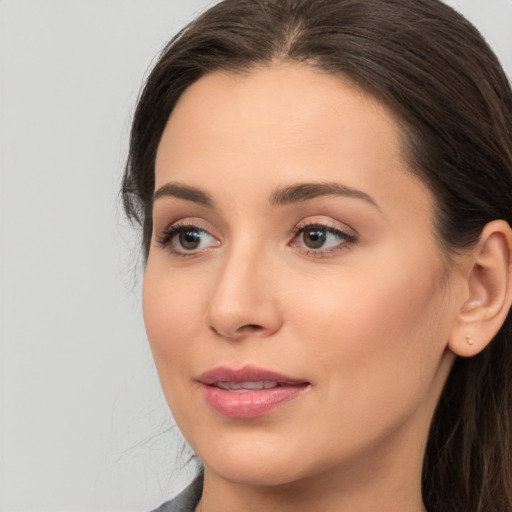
[
  {"xmin": 272, "ymin": 255, "xmax": 452, "ymax": 468},
  {"xmin": 142, "ymin": 266, "xmax": 205, "ymax": 380},
  {"xmin": 142, "ymin": 266, "xmax": 213, "ymax": 436},
  {"xmin": 286, "ymin": 249, "xmax": 450, "ymax": 407}
]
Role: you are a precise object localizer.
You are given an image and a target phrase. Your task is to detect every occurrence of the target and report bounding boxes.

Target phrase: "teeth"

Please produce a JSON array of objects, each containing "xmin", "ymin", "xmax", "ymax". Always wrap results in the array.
[{"xmin": 216, "ymin": 381, "xmax": 279, "ymax": 391}]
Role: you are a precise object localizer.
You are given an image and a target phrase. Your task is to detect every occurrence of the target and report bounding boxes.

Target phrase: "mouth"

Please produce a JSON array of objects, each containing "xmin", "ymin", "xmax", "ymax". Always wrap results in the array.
[
  {"xmin": 214, "ymin": 380, "xmax": 292, "ymax": 391},
  {"xmin": 198, "ymin": 365, "xmax": 310, "ymax": 419}
]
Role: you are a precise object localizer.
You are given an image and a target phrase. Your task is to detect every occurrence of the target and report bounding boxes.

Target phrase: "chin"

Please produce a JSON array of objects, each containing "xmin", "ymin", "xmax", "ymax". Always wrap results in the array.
[
  {"xmin": 205, "ymin": 457, "xmax": 309, "ymax": 488},
  {"xmin": 193, "ymin": 428, "xmax": 322, "ymax": 487}
]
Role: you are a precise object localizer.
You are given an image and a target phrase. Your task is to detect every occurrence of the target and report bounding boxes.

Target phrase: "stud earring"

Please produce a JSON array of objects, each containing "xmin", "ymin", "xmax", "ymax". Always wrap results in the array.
[{"xmin": 466, "ymin": 335, "xmax": 473, "ymax": 346}]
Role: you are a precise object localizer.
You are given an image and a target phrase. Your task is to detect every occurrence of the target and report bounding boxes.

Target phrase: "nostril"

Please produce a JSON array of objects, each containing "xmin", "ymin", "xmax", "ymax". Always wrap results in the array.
[
  {"xmin": 209, "ymin": 323, "xmax": 265, "ymax": 339},
  {"xmin": 209, "ymin": 325, "xmax": 222, "ymax": 337},
  {"xmin": 237, "ymin": 324, "xmax": 264, "ymax": 333}
]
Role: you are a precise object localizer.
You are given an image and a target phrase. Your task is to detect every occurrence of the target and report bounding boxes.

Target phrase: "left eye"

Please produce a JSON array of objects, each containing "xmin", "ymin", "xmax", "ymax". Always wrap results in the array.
[
  {"xmin": 176, "ymin": 229, "xmax": 211, "ymax": 250},
  {"xmin": 291, "ymin": 225, "xmax": 354, "ymax": 251}
]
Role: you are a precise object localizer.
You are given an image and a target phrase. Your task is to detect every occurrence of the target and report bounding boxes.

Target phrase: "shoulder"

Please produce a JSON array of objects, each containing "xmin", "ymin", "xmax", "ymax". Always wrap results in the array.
[{"xmin": 150, "ymin": 475, "xmax": 203, "ymax": 512}]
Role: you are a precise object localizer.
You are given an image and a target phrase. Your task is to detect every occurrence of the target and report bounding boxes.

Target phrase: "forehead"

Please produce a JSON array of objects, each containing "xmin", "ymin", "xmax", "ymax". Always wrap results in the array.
[
  {"xmin": 155, "ymin": 63, "xmax": 432, "ymax": 219},
  {"xmin": 157, "ymin": 64, "xmax": 400, "ymax": 171}
]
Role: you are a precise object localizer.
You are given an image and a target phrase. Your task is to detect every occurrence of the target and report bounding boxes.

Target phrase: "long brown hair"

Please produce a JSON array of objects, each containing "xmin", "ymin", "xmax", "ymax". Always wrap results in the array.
[{"xmin": 122, "ymin": 1, "xmax": 512, "ymax": 509}]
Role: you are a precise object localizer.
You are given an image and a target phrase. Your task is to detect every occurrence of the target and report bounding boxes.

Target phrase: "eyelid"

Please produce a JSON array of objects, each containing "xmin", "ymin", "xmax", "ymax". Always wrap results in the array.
[
  {"xmin": 155, "ymin": 217, "xmax": 221, "ymax": 240},
  {"xmin": 294, "ymin": 216, "xmax": 357, "ymax": 237}
]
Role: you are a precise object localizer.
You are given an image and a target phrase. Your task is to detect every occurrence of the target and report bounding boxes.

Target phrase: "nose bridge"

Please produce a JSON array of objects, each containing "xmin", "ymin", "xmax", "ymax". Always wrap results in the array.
[{"xmin": 206, "ymin": 234, "xmax": 281, "ymax": 339}]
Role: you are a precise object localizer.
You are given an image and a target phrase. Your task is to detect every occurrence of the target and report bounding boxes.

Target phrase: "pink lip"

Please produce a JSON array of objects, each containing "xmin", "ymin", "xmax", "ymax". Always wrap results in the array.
[{"xmin": 198, "ymin": 365, "xmax": 310, "ymax": 419}]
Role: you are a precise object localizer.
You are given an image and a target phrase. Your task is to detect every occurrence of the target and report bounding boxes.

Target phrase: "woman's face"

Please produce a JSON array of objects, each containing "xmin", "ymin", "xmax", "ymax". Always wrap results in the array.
[{"xmin": 144, "ymin": 64, "xmax": 461, "ymax": 488}]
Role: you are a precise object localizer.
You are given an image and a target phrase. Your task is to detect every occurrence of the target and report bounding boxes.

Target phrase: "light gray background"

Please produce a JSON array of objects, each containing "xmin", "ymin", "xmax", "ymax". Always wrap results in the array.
[{"xmin": 1, "ymin": 1, "xmax": 511, "ymax": 511}]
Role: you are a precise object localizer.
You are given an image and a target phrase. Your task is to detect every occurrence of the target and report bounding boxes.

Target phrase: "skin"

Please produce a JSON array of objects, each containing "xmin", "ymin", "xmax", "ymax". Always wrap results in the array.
[{"xmin": 143, "ymin": 64, "xmax": 472, "ymax": 512}]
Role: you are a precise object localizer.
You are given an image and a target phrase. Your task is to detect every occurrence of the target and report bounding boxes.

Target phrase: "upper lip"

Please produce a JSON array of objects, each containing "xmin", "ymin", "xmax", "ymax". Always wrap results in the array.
[{"xmin": 198, "ymin": 365, "xmax": 309, "ymax": 386}]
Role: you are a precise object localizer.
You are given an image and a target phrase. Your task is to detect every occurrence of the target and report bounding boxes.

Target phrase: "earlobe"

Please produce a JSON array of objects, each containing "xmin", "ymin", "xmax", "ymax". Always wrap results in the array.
[{"xmin": 448, "ymin": 220, "xmax": 512, "ymax": 358}]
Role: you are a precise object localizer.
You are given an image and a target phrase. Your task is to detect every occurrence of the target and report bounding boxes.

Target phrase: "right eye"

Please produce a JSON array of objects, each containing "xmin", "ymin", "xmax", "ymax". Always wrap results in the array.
[{"xmin": 157, "ymin": 224, "xmax": 220, "ymax": 256}]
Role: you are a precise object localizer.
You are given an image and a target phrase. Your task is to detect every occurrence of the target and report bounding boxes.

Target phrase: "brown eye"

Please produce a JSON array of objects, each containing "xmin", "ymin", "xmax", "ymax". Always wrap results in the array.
[
  {"xmin": 291, "ymin": 223, "xmax": 356, "ymax": 255},
  {"xmin": 157, "ymin": 223, "xmax": 220, "ymax": 256},
  {"xmin": 179, "ymin": 230, "xmax": 203, "ymax": 250},
  {"xmin": 303, "ymin": 228, "xmax": 327, "ymax": 249}
]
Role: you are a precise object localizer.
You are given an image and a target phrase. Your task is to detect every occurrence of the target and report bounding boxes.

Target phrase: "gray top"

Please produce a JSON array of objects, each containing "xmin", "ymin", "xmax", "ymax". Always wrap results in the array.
[{"xmin": 150, "ymin": 475, "xmax": 203, "ymax": 512}]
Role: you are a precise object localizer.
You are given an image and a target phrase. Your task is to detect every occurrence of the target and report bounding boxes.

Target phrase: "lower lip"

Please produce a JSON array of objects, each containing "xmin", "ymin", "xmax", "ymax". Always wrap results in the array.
[{"xmin": 201, "ymin": 384, "xmax": 308, "ymax": 419}]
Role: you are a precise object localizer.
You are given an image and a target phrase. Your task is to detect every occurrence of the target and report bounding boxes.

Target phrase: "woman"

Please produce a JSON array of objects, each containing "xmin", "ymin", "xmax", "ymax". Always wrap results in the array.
[{"xmin": 122, "ymin": 0, "xmax": 512, "ymax": 510}]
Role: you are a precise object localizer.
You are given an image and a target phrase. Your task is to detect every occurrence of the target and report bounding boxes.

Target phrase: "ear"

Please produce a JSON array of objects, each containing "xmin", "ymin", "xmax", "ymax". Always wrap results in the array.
[{"xmin": 448, "ymin": 220, "xmax": 512, "ymax": 357}]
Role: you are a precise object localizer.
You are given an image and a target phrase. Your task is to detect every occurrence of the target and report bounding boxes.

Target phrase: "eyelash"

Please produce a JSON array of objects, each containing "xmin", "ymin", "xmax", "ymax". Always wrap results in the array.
[
  {"xmin": 291, "ymin": 223, "xmax": 356, "ymax": 257},
  {"xmin": 156, "ymin": 221, "xmax": 357, "ymax": 258},
  {"xmin": 156, "ymin": 222, "xmax": 218, "ymax": 258}
]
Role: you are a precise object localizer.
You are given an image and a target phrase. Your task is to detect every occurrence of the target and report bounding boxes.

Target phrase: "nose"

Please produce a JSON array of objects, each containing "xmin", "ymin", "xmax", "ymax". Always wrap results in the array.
[{"xmin": 205, "ymin": 244, "xmax": 282, "ymax": 340}]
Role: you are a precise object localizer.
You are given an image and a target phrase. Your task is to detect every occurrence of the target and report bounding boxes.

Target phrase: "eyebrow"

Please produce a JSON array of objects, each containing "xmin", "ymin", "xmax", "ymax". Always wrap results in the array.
[
  {"xmin": 153, "ymin": 182, "xmax": 213, "ymax": 207},
  {"xmin": 153, "ymin": 181, "xmax": 379, "ymax": 210},
  {"xmin": 270, "ymin": 182, "xmax": 380, "ymax": 209}
]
